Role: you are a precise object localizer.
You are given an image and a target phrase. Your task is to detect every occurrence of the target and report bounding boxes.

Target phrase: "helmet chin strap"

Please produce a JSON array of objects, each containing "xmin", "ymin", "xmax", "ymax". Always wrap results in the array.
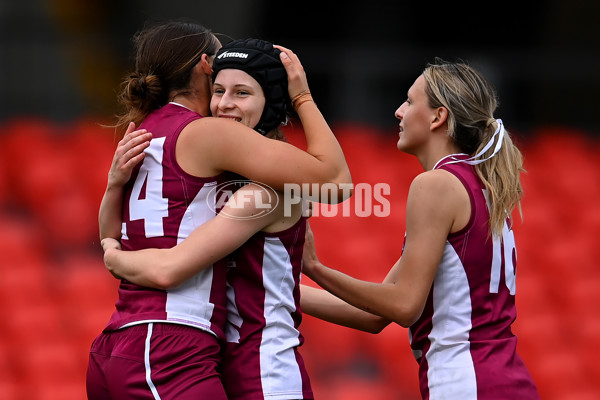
[{"xmin": 449, "ymin": 119, "xmax": 505, "ymax": 165}]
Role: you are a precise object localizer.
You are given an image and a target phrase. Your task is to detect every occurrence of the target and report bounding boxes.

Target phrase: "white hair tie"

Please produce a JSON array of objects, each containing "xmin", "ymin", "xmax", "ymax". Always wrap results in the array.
[{"xmin": 448, "ymin": 119, "xmax": 505, "ymax": 165}]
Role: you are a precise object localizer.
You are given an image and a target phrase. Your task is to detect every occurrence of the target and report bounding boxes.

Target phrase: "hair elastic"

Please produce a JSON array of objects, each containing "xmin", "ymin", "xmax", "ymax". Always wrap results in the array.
[{"xmin": 449, "ymin": 119, "xmax": 505, "ymax": 165}]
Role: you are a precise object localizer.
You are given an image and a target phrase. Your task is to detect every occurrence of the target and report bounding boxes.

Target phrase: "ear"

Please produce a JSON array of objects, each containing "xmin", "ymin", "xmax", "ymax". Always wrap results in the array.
[
  {"xmin": 431, "ymin": 106, "xmax": 448, "ymax": 130},
  {"xmin": 199, "ymin": 53, "xmax": 214, "ymax": 75}
]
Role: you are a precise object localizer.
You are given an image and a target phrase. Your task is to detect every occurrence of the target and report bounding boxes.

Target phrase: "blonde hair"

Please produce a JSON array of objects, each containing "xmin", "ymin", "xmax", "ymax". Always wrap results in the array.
[{"xmin": 422, "ymin": 60, "xmax": 524, "ymax": 237}]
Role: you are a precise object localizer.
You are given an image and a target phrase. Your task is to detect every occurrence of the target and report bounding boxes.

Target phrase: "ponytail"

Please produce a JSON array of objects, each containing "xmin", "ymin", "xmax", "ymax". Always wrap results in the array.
[
  {"xmin": 423, "ymin": 60, "xmax": 524, "ymax": 237},
  {"xmin": 111, "ymin": 21, "xmax": 219, "ymax": 137},
  {"xmin": 474, "ymin": 121, "xmax": 524, "ymax": 237},
  {"xmin": 115, "ymin": 72, "xmax": 166, "ymax": 135}
]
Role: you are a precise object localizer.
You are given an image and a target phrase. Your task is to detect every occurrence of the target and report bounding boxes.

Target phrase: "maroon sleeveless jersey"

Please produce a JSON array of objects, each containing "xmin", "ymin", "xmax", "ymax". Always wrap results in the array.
[
  {"xmin": 408, "ymin": 154, "xmax": 539, "ymax": 399},
  {"xmin": 221, "ymin": 216, "xmax": 313, "ymax": 399},
  {"xmin": 104, "ymin": 103, "xmax": 233, "ymax": 340}
]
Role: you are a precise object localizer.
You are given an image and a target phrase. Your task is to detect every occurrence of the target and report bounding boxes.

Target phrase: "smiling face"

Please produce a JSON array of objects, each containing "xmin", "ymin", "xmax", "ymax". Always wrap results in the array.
[
  {"xmin": 210, "ymin": 68, "xmax": 266, "ymax": 129},
  {"xmin": 394, "ymin": 74, "xmax": 437, "ymax": 155}
]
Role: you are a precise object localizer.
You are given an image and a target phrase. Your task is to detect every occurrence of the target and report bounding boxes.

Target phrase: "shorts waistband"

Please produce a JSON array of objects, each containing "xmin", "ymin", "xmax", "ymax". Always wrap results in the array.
[{"xmin": 115, "ymin": 322, "xmax": 216, "ymax": 337}]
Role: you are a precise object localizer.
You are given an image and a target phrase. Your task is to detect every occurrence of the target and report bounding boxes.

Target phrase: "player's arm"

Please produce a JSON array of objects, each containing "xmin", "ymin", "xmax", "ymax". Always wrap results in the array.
[
  {"xmin": 179, "ymin": 46, "xmax": 352, "ymax": 204},
  {"xmin": 186, "ymin": 117, "xmax": 352, "ymax": 204},
  {"xmin": 300, "ymin": 284, "xmax": 391, "ymax": 334},
  {"xmin": 301, "ymin": 221, "xmax": 392, "ymax": 333},
  {"xmin": 303, "ymin": 171, "xmax": 456, "ymax": 327},
  {"xmin": 103, "ymin": 183, "xmax": 282, "ymax": 289},
  {"xmin": 98, "ymin": 123, "xmax": 151, "ymax": 239}
]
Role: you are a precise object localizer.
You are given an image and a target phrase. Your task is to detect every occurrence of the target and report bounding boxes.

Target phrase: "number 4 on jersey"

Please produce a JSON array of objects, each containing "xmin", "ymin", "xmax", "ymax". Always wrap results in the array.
[{"xmin": 128, "ymin": 137, "xmax": 169, "ymax": 238}]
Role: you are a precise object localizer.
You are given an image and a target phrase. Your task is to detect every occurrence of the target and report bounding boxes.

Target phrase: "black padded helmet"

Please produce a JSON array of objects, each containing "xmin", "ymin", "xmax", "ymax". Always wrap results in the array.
[{"xmin": 212, "ymin": 38, "xmax": 289, "ymax": 135}]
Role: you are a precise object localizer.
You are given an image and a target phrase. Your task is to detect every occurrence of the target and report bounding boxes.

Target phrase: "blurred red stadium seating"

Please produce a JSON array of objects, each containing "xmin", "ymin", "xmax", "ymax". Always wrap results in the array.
[{"xmin": 0, "ymin": 120, "xmax": 598, "ymax": 400}]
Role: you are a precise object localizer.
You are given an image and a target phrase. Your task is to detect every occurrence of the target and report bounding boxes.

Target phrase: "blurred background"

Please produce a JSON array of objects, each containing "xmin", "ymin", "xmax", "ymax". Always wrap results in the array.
[{"xmin": 0, "ymin": 0, "xmax": 599, "ymax": 399}]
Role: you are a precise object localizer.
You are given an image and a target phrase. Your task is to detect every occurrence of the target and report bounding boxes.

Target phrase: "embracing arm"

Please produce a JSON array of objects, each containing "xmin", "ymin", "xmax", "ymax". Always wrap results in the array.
[
  {"xmin": 300, "ymin": 284, "xmax": 391, "ymax": 334},
  {"xmin": 104, "ymin": 183, "xmax": 283, "ymax": 289},
  {"xmin": 178, "ymin": 46, "xmax": 352, "ymax": 203},
  {"xmin": 275, "ymin": 45, "xmax": 351, "ymax": 199},
  {"xmin": 303, "ymin": 171, "xmax": 459, "ymax": 328},
  {"xmin": 300, "ymin": 221, "xmax": 391, "ymax": 333},
  {"xmin": 98, "ymin": 123, "xmax": 152, "ymax": 239}
]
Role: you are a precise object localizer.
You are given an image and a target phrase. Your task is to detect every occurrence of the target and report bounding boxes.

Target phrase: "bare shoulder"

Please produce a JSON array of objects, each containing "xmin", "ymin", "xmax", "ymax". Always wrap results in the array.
[
  {"xmin": 191, "ymin": 116, "xmax": 235, "ymax": 129},
  {"xmin": 237, "ymin": 182, "xmax": 278, "ymax": 202},
  {"xmin": 410, "ymin": 169, "xmax": 463, "ymax": 195},
  {"xmin": 181, "ymin": 117, "xmax": 236, "ymax": 141},
  {"xmin": 181, "ymin": 117, "xmax": 274, "ymax": 155},
  {"xmin": 408, "ymin": 169, "xmax": 469, "ymax": 211},
  {"xmin": 409, "ymin": 169, "xmax": 470, "ymax": 232},
  {"xmin": 177, "ymin": 118, "xmax": 261, "ymax": 175},
  {"xmin": 187, "ymin": 117, "xmax": 256, "ymax": 137},
  {"xmin": 231, "ymin": 183, "xmax": 302, "ymax": 233},
  {"xmin": 221, "ymin": 182, "xmax": 281, "ymax": 228}
]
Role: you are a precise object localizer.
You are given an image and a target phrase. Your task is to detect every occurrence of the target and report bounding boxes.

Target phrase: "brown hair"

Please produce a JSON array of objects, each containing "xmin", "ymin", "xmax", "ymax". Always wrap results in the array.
[{"xmin": 114, "ymin": 21, "xmax": 220, "ymax": 135}]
